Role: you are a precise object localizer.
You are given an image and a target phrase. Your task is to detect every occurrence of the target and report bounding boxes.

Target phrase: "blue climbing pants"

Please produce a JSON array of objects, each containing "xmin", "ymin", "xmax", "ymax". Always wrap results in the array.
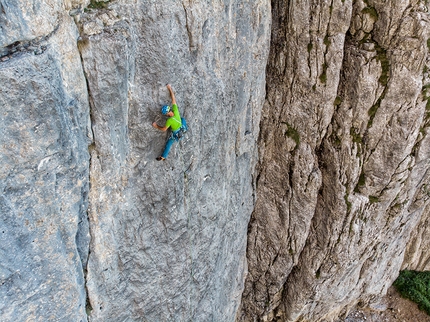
[{"xmin": 161, "ymin": 130, "xmax": 180, "ymax": 159}]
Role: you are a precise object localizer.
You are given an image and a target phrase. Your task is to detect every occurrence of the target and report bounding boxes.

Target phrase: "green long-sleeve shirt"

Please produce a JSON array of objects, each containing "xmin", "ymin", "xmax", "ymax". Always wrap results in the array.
[{"xmin": 165, "ymin": 104, "xmax": 182, "ymax": 131}]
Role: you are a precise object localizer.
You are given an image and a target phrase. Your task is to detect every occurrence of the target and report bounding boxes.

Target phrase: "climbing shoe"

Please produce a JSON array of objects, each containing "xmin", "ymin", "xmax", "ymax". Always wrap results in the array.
[{"xmin": 156, "ymin": 156, "xmax": 165, "ymax": 161}]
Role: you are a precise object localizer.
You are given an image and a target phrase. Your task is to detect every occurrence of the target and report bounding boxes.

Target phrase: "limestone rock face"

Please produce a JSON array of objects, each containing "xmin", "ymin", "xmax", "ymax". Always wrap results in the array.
[
  {"xmin": 0, "ymin": 0, "xmax": 60, "ymax": 50},
  {"xmin": 402, "ymin": 46, "xmax": 430, "ymax": 273},
  {"xmin": 1, "ymin": 0, "xmax": 270, "ymax": 321},
  {"xmin": 403, "ymin": 203, "xmax": 430, "ymax": 271},
  {"xmin": 2, "ymin": 0, "xmax": 430, "ymax": 322},
  {"xmin": 239, "ymin": 0, "xmax": 430, "ymax": 321},
  {"xmin": 0, "ymin": 6, "xmax": 91, "ymax": 322},
  {"xmin": 78, "ymin": 1, "xmax": 270, "ymax": 321},
  {"xmin": 0, "ymin": 0, "xmax": 89, "ymax": 55}
]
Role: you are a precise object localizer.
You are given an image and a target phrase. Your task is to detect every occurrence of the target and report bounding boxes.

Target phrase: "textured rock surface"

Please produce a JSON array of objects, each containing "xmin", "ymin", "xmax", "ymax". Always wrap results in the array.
[
  {"xmin": 340, "ymin": 286, "xmax": 430, "ymax": 322},
  {"xmin": 239, "ymin": 0, "xmax": 430, "ymax": 321},
  {"xmin": 2, "ymin": 0, "xmax": 430, "ymax": 322},
  {"xmin": 79, "ymin": 1, "xmax": 270, "ymax": 321},
  {"xmin": 403, "ymin": 203, "xmax": 430, "ymax": 271},
  {"xmin": 1, "ymin": 0, "xmax": 270, "ymax": 321},
  {"xmin": 0, "ymin": 0, "xmax": 60, "ymax": 51},
  {"xmin": 0, "ymin": 2, "xmax": 91, "ymax": 320},
  {"xmin": 402, "ymin": 48, "xmax": 430, "ymax": 272}
]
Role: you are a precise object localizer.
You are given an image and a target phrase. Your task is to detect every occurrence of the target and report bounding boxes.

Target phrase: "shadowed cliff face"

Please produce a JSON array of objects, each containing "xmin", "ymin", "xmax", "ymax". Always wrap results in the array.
[
  {"xmin": 239, "ymin": 0, "xmax": 430, "ymax": 321},
  {"xmin": 1, "ymin": 0, "xmax": 430, "ymax": 322}
]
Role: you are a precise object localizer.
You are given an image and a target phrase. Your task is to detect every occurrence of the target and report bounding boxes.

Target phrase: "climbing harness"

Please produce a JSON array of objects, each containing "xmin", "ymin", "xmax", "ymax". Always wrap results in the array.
[{"xmin": 171, "ymin": 117, "xmax": 188, "ymax": 140}]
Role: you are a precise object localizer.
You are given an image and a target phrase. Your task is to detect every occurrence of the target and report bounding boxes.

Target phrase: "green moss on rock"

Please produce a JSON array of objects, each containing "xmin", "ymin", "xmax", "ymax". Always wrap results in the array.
[
  {"xmin": 362, "ymin": 6, "xmax": 378, "ymax": 21},
  {"xmin": 334, "ymin": 96, "xmax": 342, "ymax": 106},
  {"xmin": 319, "ymin": 63, "xmax": 328, "ymax": 84},
  {"xmin": 369, "ymin": 195, "xmax": 379, "ymax": 204},
  {"xmin": 88, "ymin": 0, "xmax": 110, "ymax": 9},
  {"xmin": 283, "ymin": 123, "xmax": 300, "ymax": 147}
]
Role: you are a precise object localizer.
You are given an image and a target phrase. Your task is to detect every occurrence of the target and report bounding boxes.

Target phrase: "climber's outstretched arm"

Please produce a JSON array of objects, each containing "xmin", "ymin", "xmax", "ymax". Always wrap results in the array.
[
  {"xmin": 152, "ymin": 122, "xmax": 168, "ymax": 131},
  {"xmin": 167, "ymin": 84, "xmax": 176, "ymax": 106}
]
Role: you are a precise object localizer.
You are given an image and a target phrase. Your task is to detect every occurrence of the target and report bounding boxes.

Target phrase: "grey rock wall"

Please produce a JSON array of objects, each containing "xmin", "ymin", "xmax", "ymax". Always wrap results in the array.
[
  {"xmin": 0, "ymin": 1, "xmax": 91, "ymax": 320},
  {"xmin": 403, "ymin": 205, "xmax": 430, "ymax": 271},
  {"xmin": 79, "ymin": 1, "xmax": 270, "ymax": 321},
  {"xmin": 2, "ymin": 0, "xmax": 430, "ymax": 322},
  {"xmin": 1, "ymin": 0, "xmax": 270, "ymax": 321},
  {"xmin": 240, "ymin": 0, "xmax": 430, "ymax": 321},
  {"xmin": 402, "ymin": 44, "xmax": 430, "ymax": 273},
  {"xmin": 0, "ymin": 0, "xmax": 60, "ymax": 51}
]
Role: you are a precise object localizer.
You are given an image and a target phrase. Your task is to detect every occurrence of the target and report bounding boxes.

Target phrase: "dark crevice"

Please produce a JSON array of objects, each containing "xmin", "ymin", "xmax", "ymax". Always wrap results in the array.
[
  {"xmin": 73, "ymin": 12, "xmax": 96, "ymax": 320},
  {"xmin": 182, "ymin": 3, "xmax": 195, "ymax": 52},
  {"xmin": 0, "ymin": 24, "xmax": 59, "ymax": 59},
  {"xmin": 318, "ymin": 0, "xmax": 335, "ymax": 85}
]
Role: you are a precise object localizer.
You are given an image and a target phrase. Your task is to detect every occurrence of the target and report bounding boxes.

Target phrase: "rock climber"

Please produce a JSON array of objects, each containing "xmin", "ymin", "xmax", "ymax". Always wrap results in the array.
[{"xmin": 152, "ymin": 84, "xmax": 182, "ymax": 161}]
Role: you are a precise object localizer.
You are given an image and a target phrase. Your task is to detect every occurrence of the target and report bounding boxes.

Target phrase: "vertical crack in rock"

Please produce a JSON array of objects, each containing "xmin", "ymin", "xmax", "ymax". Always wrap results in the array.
[
  {"xmin": 71, "ymin": 5, "xmax": 111, "ymax": 318},
  {"xmin": 182, "ymin": 3, "xmax": 194, "ymax": 51},
  {"xmin": 76, "ymin": 35, "xmax": 95, "ymax": 322}
]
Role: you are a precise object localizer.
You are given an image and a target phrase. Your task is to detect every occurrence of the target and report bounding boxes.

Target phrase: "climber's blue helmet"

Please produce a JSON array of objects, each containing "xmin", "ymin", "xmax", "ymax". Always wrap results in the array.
[{"xmin": 161, "ymin": 105, "xmax": 170, "ymax": 115}]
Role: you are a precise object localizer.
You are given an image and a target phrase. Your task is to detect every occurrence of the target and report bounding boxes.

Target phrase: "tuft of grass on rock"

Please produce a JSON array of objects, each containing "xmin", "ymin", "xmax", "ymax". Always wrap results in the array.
[
  {"xmin": 319, "ymin": 63, "xmax": 328, "ymax": 84},
  {"xmin": 282, "ymin": 122, "xmax": 300, "ymax": 147},
  {"xmin": 369, "ymin": 195, "xmax": 379, "ymax": 204},
  {"xmin": 350, "ymin": 127, "xmax": 362, "ymax": 144},
  {"xmin": 362, "ymin": 6, "xmax": 378, "ymax": 21},
  {"xmin": 334, "ymin": 96, "xmax": 342, "ymax": 106},
  {"xmin": 88, "ymin": 0, "xmax": 110, "ymax": 9}
]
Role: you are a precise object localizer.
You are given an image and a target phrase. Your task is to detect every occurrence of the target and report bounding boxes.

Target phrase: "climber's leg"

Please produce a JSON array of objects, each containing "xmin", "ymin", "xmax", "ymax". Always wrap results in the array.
[{"xmin": 161, "ymin": 137, "xmax": 175, "ymax": 159}]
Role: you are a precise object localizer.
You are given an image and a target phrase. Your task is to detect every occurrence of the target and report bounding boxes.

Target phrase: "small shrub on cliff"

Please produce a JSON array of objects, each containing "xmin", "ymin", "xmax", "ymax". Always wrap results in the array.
[
  {"xmin": 88, "ymin": 0, "xmax": 110, "ymax": 9},
  {"xmin": 393, "ymin": 270, "xmax": 430, "ymax": 316}
]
